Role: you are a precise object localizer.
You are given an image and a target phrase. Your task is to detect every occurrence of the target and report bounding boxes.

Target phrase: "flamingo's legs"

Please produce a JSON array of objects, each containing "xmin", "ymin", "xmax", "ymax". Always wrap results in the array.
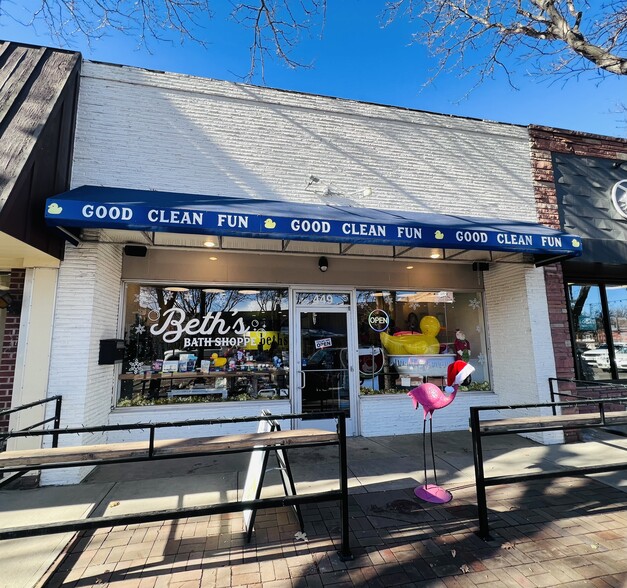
[
  {"xmin": 430, "ymin": 417, "xmax": 438, "ymax": 486},
  {"xmin": 422, "ymin": 418, "xmax": 428, "ymax": 487}
]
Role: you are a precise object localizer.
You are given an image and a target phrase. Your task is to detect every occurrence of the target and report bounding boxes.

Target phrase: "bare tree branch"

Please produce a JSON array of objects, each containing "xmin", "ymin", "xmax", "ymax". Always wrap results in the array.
[
  {"xmin": 383, "ymin": 0, "xmax": 627, "ymax": 84},
  {"xmin": 1, "ymin": 0, "xmax": 626, "ymax": 83}
]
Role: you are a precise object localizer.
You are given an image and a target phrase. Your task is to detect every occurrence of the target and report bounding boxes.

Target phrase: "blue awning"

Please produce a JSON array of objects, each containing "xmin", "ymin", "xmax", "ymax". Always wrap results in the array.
[{"xmin": 45, "ymin": 186, "xmax": 583, "ymax": 257}]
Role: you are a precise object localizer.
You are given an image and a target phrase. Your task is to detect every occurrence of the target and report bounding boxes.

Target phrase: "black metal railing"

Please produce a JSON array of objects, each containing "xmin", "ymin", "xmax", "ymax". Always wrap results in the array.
[
  {"xmin": 0, "ymin": 395, "xmax": 63, "ymax": 489},
  {"xmin": 470, "ymin": 396, "xmax": 627, "ymax": 541},
  {"xmin": 0, "ymin": 411, "xmax": 352, "ymax": 560},
  {"xmin": 548, "ymin": 378, "xmax": 627, "ymax": 414},
  {"xmin": 0, "ymin": 395, "xmax": 62, "ymax": 451}
]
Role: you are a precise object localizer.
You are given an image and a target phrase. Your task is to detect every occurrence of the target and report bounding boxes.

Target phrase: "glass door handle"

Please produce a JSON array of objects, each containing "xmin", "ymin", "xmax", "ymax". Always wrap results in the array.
[{"xmin": 300, "ymin": 371, "xmax": 306, "ymax": 389}]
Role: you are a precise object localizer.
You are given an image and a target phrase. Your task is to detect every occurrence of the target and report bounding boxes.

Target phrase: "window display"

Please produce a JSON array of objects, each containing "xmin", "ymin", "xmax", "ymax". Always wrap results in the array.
[
  {"xmin": 357, "ymin": 290, "xmax": 489, "ymax": 394},
  {"xmin": 568, "ymin": 283, "xmax": 627, "ymax": 381},
  {"xmin": 119, "ymin": 285, "xmax": 289, "ymax": 405}
]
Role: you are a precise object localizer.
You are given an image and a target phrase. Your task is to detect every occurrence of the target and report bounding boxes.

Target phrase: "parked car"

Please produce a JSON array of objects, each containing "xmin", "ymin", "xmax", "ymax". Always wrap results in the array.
[
  {"xmin": 581, "ymin": 344, "xmax": 609, "ymax": 367},
  {"xmin": 595, "ymin": 346, "xmax": 627, "ymax": 372}
]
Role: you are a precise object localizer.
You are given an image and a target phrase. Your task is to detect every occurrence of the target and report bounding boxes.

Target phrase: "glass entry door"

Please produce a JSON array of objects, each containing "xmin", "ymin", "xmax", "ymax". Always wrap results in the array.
[{"xmin": 294, "ymin": 303, "xmax": 356, "ymax": 435}]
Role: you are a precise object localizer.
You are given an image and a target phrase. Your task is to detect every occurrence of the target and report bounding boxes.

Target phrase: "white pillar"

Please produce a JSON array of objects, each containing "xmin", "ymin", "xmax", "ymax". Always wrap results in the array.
[
  {"xmin": 484, "ymin": 263, "xmax": 563, "ymax": 444},
  {"xmin": 7, "ymin": 267, "xmax": 58, "ymax": 452},
  {"xmin": 42, "ymin": 242, "xmax": 123, "ymax": 484}
]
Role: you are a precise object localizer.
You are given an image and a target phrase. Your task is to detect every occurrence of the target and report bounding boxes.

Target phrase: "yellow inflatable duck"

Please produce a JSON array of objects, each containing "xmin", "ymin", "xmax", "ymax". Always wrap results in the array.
[{"xmin": 380, "ymin": 315, "xmax": 441, "ymax": 355}]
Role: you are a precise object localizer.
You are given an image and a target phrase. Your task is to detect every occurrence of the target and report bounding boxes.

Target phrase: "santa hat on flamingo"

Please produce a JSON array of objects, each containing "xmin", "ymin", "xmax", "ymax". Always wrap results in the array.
[{"xmin": 444, "ymin": 360, "xmax": 474, "ymax": 393}]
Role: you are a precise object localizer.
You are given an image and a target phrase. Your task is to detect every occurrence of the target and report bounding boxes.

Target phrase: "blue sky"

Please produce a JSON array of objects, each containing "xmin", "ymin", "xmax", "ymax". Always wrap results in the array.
[{"xmin": 2, "ymin": 0, "xmax": 625, "ymax": 137}]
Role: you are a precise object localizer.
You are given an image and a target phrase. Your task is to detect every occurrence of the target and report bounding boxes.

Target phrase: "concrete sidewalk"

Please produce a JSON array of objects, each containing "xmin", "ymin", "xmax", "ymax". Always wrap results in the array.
[{"xmin": 2, "ymin": 431, "xmax": 627, "ymax": 587}]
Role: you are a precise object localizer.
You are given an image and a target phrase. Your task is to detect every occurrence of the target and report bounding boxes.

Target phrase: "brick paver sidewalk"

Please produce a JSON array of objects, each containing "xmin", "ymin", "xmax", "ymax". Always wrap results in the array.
[{"xmin": 43, "ymin": 475, "xmax": 627, "ymax": 587}]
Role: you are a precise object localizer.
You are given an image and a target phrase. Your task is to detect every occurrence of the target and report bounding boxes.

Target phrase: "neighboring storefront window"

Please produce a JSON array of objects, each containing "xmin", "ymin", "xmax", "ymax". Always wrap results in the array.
[
  {"xmin": 356, "ymin": 290, "xmax": 490, "ymax": 394},
  {"xmin": 569, "ymin": 283, "xmax": 627, "ymax": 381},
  {"xmin": 119, "ymin": 285, "xmax": 289, "ymax": 406}
]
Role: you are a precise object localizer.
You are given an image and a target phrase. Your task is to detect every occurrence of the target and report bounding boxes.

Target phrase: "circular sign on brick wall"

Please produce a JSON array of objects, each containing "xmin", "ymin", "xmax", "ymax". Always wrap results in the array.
[{"xmin": 611, "ymin": 179, "xmax": 627, "ymax": 219}]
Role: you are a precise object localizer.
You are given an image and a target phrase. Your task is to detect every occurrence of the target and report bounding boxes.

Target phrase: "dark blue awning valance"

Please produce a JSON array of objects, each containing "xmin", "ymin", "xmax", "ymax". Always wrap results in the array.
[{"xmin": 45, "ymin": 186, "xmax": 583, "ymax": 257}]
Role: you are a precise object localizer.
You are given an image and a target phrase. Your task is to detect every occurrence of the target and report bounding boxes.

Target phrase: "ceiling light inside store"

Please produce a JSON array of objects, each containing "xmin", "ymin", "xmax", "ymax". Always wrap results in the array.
[
  {"xmin": 202, "ymin": 288, "xmax": 225, "ymax": 293},
  {"xmin": 238, "ymin": 289, "xmax": 260, "ymax": 295},
  {"xmin": 406, "ymin": 265, "xmax": 414, "ymax": 270},
  {"xmin": 164, "ymin": 286, "xmax": 189, "ymax": 292},
  {"xmin": 430, "ymin": 251, "xmax": 441, "ymax": 259},
  {"xmin": 203, "ymin": 240, "xmax": 216, "ymax": 248},
  {"xmin": 209, "ymin": 256, "xmax": 218, "ymax": 261}
]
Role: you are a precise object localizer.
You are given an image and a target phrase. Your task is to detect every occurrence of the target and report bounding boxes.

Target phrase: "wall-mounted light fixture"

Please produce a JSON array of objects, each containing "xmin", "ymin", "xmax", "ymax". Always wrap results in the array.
[
  {"xmin": 123, "ymin": 245, "xmax": 147, "ymax": 257},
  {"xmin": 472, "ymin": 262, "xmax": 490, "ymax": 272},
  {"xmin": 318, "ymin": 256, "xmax": 329, "ymax": 272},
  {"xmin": 347, "ymin": 187, "xmax": 373, "ymax": 198},
  {"xmin": 0, "ymin": 292, "xmax": 20, "ymax": 314},
  {"xmin": 305, "ymin": 175, "xmax": 372, "ymax": 199}
]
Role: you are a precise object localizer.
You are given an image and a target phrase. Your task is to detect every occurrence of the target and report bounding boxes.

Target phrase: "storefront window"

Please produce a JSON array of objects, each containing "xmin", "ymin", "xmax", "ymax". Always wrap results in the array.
[
  {"xmin": 119, "ymin": 285, "xmax": 289, "ymax": 406},
  {"xmin": 356, "ymin": 290, "xmax": 489, "ymax": 394},
  {"xmin": 569, "ymin": 283, "xmax": 627, "ymax": 381}
]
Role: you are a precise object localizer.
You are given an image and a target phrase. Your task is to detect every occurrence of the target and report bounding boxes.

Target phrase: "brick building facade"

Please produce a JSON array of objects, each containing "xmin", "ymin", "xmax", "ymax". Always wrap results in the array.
[{"xmin": 530, "ymin": 126, "xmax": 627, "ymax": 434}]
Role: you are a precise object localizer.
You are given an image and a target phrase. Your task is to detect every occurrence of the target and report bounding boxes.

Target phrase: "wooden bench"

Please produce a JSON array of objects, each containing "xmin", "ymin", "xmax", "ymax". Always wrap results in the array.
[
  {"xmin": 0, "ymin": 412, "xmax": 353, "ymax": 560},
  {"xmin": 0, "ymin": 428, "xmax": 334, "ymax": 469},
  {"xmin": 470, "ymin": 397, "xmax": 627, "ymax": 540}
]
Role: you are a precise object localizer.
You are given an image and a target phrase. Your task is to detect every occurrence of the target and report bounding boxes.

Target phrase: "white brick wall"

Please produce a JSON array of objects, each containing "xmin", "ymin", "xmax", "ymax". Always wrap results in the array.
[
  {"xmin": 43, "ymin": 242, "xmax": 123, "ymax": 484},
  {"xmin": 108, "ymin": 400, "xmax": 291, "ymax": 443},
  {"xmin": 484, "ymin": 264, "xmax": 563, "ymax": 444},
  {"xmin": 73, "ymin": 62, "xmax": 536, "ymax": 221},
  {"xmin": 359, "ymin": 393, "xmax": 500, "ymax": 437}
]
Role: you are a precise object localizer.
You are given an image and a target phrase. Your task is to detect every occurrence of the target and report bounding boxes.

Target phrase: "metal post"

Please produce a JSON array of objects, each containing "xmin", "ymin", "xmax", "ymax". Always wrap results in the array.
[
  {"xmin": 52, "ymin": 397, "xmax": 62, "ymax": 448},
  {"xmin": 470, "ymin": 407, "xmax": 491, "ymax": 540},
  {"xmin": 148, "ymin": 426, "xmax": 155, "ymax": 458},
  {"xmin": 549, "ymin": 379, "xmax": 557, "ymax": 415},
  {"xmin": 337, "ymin": 413, "xmax": 352, "ymax": 560}
]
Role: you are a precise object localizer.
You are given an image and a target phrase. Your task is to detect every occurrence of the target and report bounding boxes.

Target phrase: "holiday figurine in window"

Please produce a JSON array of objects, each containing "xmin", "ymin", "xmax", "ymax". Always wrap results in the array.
[{"xmin": 454, "ymin": 330, "xmax": 471, "ymax": 362}]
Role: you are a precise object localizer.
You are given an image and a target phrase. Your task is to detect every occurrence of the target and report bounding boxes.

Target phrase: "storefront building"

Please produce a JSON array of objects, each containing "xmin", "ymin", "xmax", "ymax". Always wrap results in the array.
[
  {"xmin": 2, "ymin": 46, "xmax": 587, "ymax": 485},
  {"xmin": 529, "ymin": 127, "xmax": 627, "ymax": 388}
]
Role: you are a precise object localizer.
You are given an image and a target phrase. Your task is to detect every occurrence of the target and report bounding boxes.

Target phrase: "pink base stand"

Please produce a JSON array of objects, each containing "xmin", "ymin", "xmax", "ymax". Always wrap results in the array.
[{"xmin": 414, "ymin": 484, "xmax": 452, "ymax": 504}]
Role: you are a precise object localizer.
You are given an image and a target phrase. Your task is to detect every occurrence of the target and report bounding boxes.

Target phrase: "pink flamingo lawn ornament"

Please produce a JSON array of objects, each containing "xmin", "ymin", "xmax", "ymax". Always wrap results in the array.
[{"xmin": 407, "ymin": 360, "xmax": 475, "ymax": 504}]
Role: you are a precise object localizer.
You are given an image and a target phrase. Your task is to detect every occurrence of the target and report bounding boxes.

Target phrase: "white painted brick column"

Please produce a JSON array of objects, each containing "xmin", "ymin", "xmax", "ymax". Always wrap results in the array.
[
  {"xmin": 43, "ymin": 242, "xmax": 123, "ymax": 484},
  {"xmin": 484, "ymin": 263, "xmax": 562, "ymax": 444}
]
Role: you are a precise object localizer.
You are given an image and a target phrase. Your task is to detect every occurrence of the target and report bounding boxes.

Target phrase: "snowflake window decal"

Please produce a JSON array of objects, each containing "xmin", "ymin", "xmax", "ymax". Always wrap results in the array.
[
  {"xmin": 129, "ymin": 359, "xmax": 143, "ymax": 374},
  {"xmin": 468, "ymin": 298, "xmax": 481, "ymax": 310},
  {"xmin": 134, "ymin": 289, "xmax": 153, "ymax": 308},
  {"xmin": 476, "ymin": 352, "xmax": 486, "ymax": 365},
  {"xmin": 163, "ymin": 290, "xmax": 174, "ymax": 303},
  {"xmin": 134, "ymin": 324, "xmax": 146, "ymax": 335}
]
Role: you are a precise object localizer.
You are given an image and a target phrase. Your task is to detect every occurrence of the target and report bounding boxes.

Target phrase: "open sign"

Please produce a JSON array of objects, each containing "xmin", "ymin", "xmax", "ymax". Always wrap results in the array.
[
  {"xmin": 315, "ymin": 338, "xmax": 332, "ymax": 349},
  {"xmin": 368, "ymin": 309, "xmax": 389, "ymax": 332}
]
